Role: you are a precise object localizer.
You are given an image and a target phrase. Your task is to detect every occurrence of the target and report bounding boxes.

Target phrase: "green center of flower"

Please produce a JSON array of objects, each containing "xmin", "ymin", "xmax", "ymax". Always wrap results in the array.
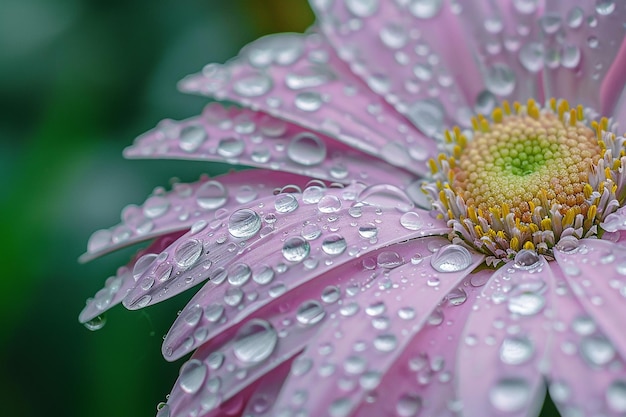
[{"xmin": 424, "ymin": 99, "xmax": 626, "ymax": 265}]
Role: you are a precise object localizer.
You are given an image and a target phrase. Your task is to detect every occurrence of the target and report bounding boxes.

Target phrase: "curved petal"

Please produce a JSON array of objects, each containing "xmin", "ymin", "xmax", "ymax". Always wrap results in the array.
[
  {"xmin": 457, "ymin": 253, "xmax": 553, "ymax": 417},
  {"xmin": 542, "ymin": 1, "xmax": 626, "ymax": 113},
  {"xmin": 268, "ymin": 239, "xmax": 484, "ymax": 417},
  {"xmin": 310, "ymin": 0, "xmax": 483, "ymax": 130},
  {"xmin": 179, "ymin": 31, "xmax": 437, "ymax": 175},
  {"xmin": 81, "ymin": 170, "xmax": 314, "ymax": 262},
  {"xmin": 554, "ymin": 238, "xmax": 626, "ymax": 361},
  {"xmin": 548, "ymin": 267, "xmax": 626, "ymax": 417},
  {"xmin": 125, "ymin": 102, "xmax": 416, "ymax": 187},
  {"xmin": 78, "ymin": 231, "xmax": 186, "ymax": 324},
  {"xmin": 158, "ymin": 191, "xmax": 449, "ymax": 360},
  {"xmin": 353, "ymin": 269, "xmax": 488, "ymax": 417},
  {"xmin": 164, "ymin": 237, "xmax": 440, "ymax": 416}
]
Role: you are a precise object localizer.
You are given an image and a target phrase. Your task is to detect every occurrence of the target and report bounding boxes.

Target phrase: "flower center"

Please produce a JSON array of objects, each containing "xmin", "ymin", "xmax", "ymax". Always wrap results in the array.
[{"xmin": 424, "ymin": 99, "xmax": 626, "ymax": 265}]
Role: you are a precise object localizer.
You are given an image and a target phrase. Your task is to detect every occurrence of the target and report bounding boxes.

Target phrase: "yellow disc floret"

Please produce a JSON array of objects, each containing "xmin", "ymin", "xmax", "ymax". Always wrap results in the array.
[{"xmin": 423, "ymin": 98, "xmax": 626, "ymax": 265}]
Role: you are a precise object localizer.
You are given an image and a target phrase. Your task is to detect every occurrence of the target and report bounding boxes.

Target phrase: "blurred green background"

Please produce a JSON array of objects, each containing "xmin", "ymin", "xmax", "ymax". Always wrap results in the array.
[
  {"xmin": 0, "ymin": 1, "xmax": 560, "ymax": 416},
  {"xmin": 0, "ymin": 1, "xmax": 311, "ymax": 416}
]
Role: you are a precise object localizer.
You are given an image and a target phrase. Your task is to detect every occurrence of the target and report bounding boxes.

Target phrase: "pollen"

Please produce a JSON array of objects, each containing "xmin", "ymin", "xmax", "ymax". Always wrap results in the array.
[{"xmin": 423, "ymin": 99, "xmax": 626, "ymax": 264}]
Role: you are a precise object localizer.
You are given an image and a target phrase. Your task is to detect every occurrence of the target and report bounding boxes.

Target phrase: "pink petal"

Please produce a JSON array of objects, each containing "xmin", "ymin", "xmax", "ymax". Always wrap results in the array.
[
  {"xmin": 179, "ymin": 31, "xmax": 437, "ymax": 175},
  {"xmin": 457, "ymin": 252, "xmax": 554, "ymax": 416},
  {"xmin": 268, "ymin": 238, "xmax": 484, "ymax": 417},
  {"xmin": 78, "ymin": 231, "xmax": 185, "ymax": 324},
  {"xmin": 542, "ymin": 1, "xmax": 626, "ymax": 112},
  {"xmin": 164, "ymin": 237, "xmax": 436, "ymax": 416},
  {"xmin": 311, "ymin": 0, "xmax": 484, "ymax": 128},
  {"xmin": 548, "ymin": 267, "xmax": 626, "ymax": 416},
  {"xmin": 125, "ymin": 102, "xmax": 416, "ymax": 187},
  {"xmin": 159, "ymin": 188, "xmax": 449, "ymax": 360},
  {"xmin": 80, "ymin": 170, "xmax": 312, "ymax": 262},
  {"xmin": 554, "ymin": 238, "xmax": 626, "ymax": 361},
  {"xmin": 353, "ymin": 268, "xmax": 489, "ymax": 417}
]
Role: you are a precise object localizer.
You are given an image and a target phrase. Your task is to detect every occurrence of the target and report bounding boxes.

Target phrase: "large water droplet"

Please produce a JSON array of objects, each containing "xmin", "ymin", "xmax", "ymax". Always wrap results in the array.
[
  {"xmin": 430, "ymin": 245, "xmax": 472, "ymax": 272},
  {"xmin": 377, "ymin": 251, "xmax": 404, "ymax": 269},
  {"xmin": 217, "ymin": 137, "xmax": 244, "ymax": 158},
  {"xmin": 228, "ymin": 263, "xmax": 252, "ymax": 286},
  {"xmin": 296, "ymin": 300, "xmax": 326, "ymax": 325},
  {"xmin": 286, "ymin": 66, "xmax": 334, "ymax": 89},
  {"xmin": 287, "ymin": 132, "xmax": 327, "ymax": 166},
  {"xmin": 580, "ymin": 335, "xmax": 615, "ymax": 366},
  {"xmin": 396, "ymin": 393, "xmax": 422, "ymax": 417},
  {"xmin": 500, "ymin": 336, "xmax": 534, "ymax": 365},
  {"xmin": 518, "ymin": 42, "xmax": 543, "ymax": 72},
  {"xmin": 174, "ymin": 239, "xmax": 203, "ymax": 269},
  {"xmin": 607, "ymin": 380, "xmax": 626, "ymax": 412},
  {"xmin": 596, "ymin": 0, "xmax": 615, "ymax": 15},
  {"xmin": 489, "ymin": 378, "xmax": 530, "ymax": 412},
  {"xmin": 274, "ymin": 193, "xmax": 299, "ymax": 213},
  {"xmin": 345, "ymin": 0, "xmax": 379, "ymax": 17},
  {"xmin": 196, "ymin": 181, "xmax": 228, "ymax": 210},
  {"xmin": 144, "ymin": 196, "xmax": 170, "ymax": 218},
  {"xmin": 513, "ymin": 249, "xmax": 541, "ymax": 269},
  {"xmin": 406, "ymin": 99, "xmax": 444, "ymax": 137},
  {"xmin": 507, "ymin": 291, "xmax": 545, "ymax": 316},
  {"xmin": 295, "ymin": 91, "xmax": 323, "ymax": 112},
  {"xmin": 380, "ymin": 23, "xmax": 407, "ymax": 49},
  {"xmin": 408, "ymin": 0, "xmax": 443, "ymax": 19},
  {"xmin": 233, "ymin": 73, "xmax": 273, "ymax": 97},
  {"xmin": 373, "ymin": 333, "xmax": 398, "ymax": 352},
  {"xmin": 357, "ymin": 184, "xmax": 414, "ymax": 211},
  {"xmin": 318, "ymin": 195, "xmax": 342, "ymax": 213},
  {"xmin": 322, "ymin": 234, "xmax": 347, "ymax": 256},
  {"xmin": 233, "ymin": 319, "xmax": 278, "ymax": 364},
  {"xmin": 179, "ymin": 125, "xmax": 207, "ymax": 152},
  {"xmin": 400, "ymin": 211, "xmax": 424, "ymax": 230},
  {"xmin": 485, "ymin": 63, "xmax": 516, "ymax": 96},
  {"xmin": 228, "ymin": 208, "xmax": 262, "ymax": 239},
  {"xmin": 178, "ymin": 359, "xmax": 207, "ymax": 394},
  {"xmin": 282, "ymin": 237, "xmax": 311, "ymax": 262}
]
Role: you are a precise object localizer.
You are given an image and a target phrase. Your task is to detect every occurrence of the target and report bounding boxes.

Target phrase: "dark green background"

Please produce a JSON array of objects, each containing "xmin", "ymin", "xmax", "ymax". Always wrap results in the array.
[{"xmin": 0, "ymin": 1, "xmax": 559, "ymax": 416}]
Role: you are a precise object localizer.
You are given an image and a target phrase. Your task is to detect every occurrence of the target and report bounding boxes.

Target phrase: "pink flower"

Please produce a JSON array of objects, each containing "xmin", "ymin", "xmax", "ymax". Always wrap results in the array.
[{"xmin": 81, "ymin": 1, "xmax": 626, "ymax": 416}]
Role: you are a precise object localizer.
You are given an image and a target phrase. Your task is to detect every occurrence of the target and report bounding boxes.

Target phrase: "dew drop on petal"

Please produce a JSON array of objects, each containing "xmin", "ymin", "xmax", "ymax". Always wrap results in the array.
[
  {"xmin": 179, "ymin": 125, "xmax": 207, "ymax": 152},
  {"xmin": 400, "ymin": 211, "xmax": 424, "ymax": 230},
  {"xmin": 500, "ymin": 336, "xmax": 534, "ymax": 365},
  {"xmin": 228, "ymin": 208, "xmax": 262, "ymax": 239},
  {"xmin": 376, "ymin": 251, "xmax": 404, "ymax": 269},
  {"xmin": 178, "ymin": 359, "xmax": 207, "ymax": 394},
  {"xmin": 287, "ymin": 133, "xmax": 327, "ymax": 166},
  {"xmin": 396, "ymin": 393, "xmax": 422, "ymax": 417},
  {"xmin": 357, "ymin": 184, "xmax": 414, "ymax": 211},
  {"xmin": 144, "ymin": 196, "xmax": 170, "ymax": 218},
  {"xmin": 88, "ymin": 229, "xmax": 112, "ymax": 253},
  {"xmin": 580, "ymin": 335, "xmax": 615, "ymax": 366},
  {"xmin": 318, "ymin": 195, "xmax": 342, "ymax": 213},
  {"xmin": 607, "ymin": 380, "xmax": 626, "ymax": 412},
  {"xmin": 489, "ymin": 378, "xmax": 530, "ymax": 412},
  {"xmin": 485, "ymin": 63, "xmax": 516, "ymax": 96},
  {"xmin": 196, "ymin": 181, "xmax": 227, "ymax": 210},
  {"xmin": 322, "ymin": 234, "xmax": 347, "ymax": 256},
  {"xmin": 83, "ymin": 315, "xmax": 107, "ymax": 331},
  {"xmin": 296, "ymin": 300, "xmax": 326, "ymax": 325},
  {"xmin": 596, "ymin": 0, "xmax": 615, "ymax": 15},
  {"xmin": 358, "ymin": 223, "xmax": 378, "ymax": 239},
  {"xmin": 233, "ymin": 73, "xmax": 273, "ymax": 97},
  {"xmin": 174, "ymin": 239, "xmax": 203, "ymax": 269},
  {"xmin": 282, "ymin": 237, "xmax": 311, "ymax": 262},
  {"xmin": 408, "ymin": 0, "xmax": 443, "ymax": 19},
  {"xmin": 373, "ymin": 334, "xmax": 398, "ymax": 352},
  {"xmin": 227, "ymin": 263, "xmax": 252, "ymax": 286},
  {"xmin": 430, "ymin": 245, "xmax": 472, "ymax": 272},
  {"xmin": 217, "ymin": 137, "xmax": 245, "ymax": 158},
  {"xmin": 507, "ymin": 292, "xmax": 545, "ymax": 316},
  {"xmin": 295, "ymin": 91, "xmax": 323, "ymax": 112},
  {"xmin": 275, "ymin": 193, "xmax": 299, "ymax": 213},
  {"xmin": 513, "ymin": 249, "xmax": 541, "ymax": 269},
  {"xmin": 232, "ymin": 319, "xmax": 278, "ymax": 364},
  {"xmin": 406, "ymin": 99, "xmax": 444, "ymax": 137}
]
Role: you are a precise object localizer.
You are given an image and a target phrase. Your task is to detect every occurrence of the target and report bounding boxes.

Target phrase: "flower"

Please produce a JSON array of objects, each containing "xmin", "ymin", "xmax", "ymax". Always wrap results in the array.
[{"xmin": 80, "ymin": 1, "xmax": 626, "ymax": 417}]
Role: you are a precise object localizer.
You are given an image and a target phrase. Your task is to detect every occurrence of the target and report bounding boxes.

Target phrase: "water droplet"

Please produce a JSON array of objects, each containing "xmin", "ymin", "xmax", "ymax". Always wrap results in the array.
[
  {"xmin": 580, "ymin": 335, "xmax": 615, "ymax": 366},
  {"xmin": 217, "ymin": 137, "xmax": 244, "ymax": 158},
  {"xmin": 233, "ymin": 73, "xmax": 272, "ymax": 97},
  {"xmin": 345, "ymin": 0, "xmax": 378, "ymax": 17},
  {"xmin": 287, "ymin": 132, "xmax": 327, "ymax": 166},
  {"xmin": 357, "ymin": 184, "xmax": 414, "ymax": 211},
  {"xmin": 303, "ymin": 185, "xmax": 325, "ymax": 204},
  {"xmin": 500, "ymin": 336, "xmax": 534, "ymax": 365},
  {"xmin": 196, "ymin": 181, "xmax": 227, "ymax": 210},
  {"xmin": 560, "ymin": 44, "xmax": 581, "ymax": 68},
  {"xmin": 318, "ymin": 195, "xmax": 342, "ymax": 213},
  {"xmin": 233, "ymin": 319, "xmax": 277, "ymax": 364},
  {"xmin": 513, "ymin": 249, "xmax": 541, "ymax": 269},
  {"xmin": 295, "ymin": 91, "xmax": 323, "ymax": 112},
  {"xmin": 373, "ymin": 334, "xmax": 397, "ymax": 352},
  {"xmin": 133, "ymin": 253, "xmax": 158, "ymax": 279},
  {"xmin": 518, "ymin": 42, "xmax": 543, "ymax": 72},
  {"xmin": 406, "ymin": 99, "xmax": 444, "ymax": 137},
  {"xmin": 607, "ymin": 380, "xmax": 626, "ymax": 412},
  {"xmin": 485, "ymin": 63, "xmax": 515, "ymax": 96},
  {"xmin": 204, "ymin": 303, "xmax": 224, "ymax": 322},
  {"xmin": 446, "ymin": 287, "xmax": 467, "ymax": 306},
  {"xmin": 377, "ymin": 251, "xmax": 404, "ymax": 269},
  {"xmin": 396, "ymin": 393, "xmax": 422, "ymax": 417},
  {"xmin": 302, "ymin": 223, "xmax": 322, "ymax": 240},
  {"xmin": 228, "ymin": 208, "xmax": 261, "ymax": 239},
  {"xmin": 296, "ymin": 300, "xmax": 326, "ymax": 325},
  {"xmin": 567, "ymin": 7, "xmax": 584, "ymax": 28},
  {"xmin": 83, "ymin": 315, "xmax": 106, "ymax": 331},
  {"xmin": 282, "ymin": 237, "xmax": 311, "ymax": 262},
  {"xmin": 588, "ymin": 36, "xmax": 599, "ymax": 49},
  {"xmin": 228, "ymin": 263, "xmax": 252, "ymax": 286},
  {"xmin": 400, "ymin": 211, "xmax": 424, "ymax": 230},
  {"xmin": 322, "ymin": 234, "xmax": 347, "ymax": 256},
  {"xmin": 329, "ymin": 397, "xmax": 352, "ymax": 417},
  {"xmin": 513, "ymin": 0, "xmax": 538, "ymax": 14},
  {"xmin": 274, "ymin": 193, "xmax": 299, "ymax": 213},
  {"xmin": 87, "ymin": 229, "xmax": 111, "ymax": 253},
  {"xmin": 179, "ymin": 125, "xmax": 207, "ymax": 152},
  {"xmin": 224, "ymin": 287, "xmax": 244, "ymax": 306},
  {"xmin": 596, "ymin": 0, "xmax": 615, "ymax": 15},
  {"xmin": 555, "ymin": 236, "xmax": 579, "ymax": 252},
  {"xmin": 156, "ymin": 403, "xmax": 170, "ymax": 417},
  {"xmin": 358, "ymin": 223, "xmax": 378, "ymax": 239},
  {"xmin": 398, "ymin": 307, "xmax": 416, "ymax": 320},
  {"xmin": 408, "ymin": 0, "xmax": 443, "ymax": 19},
  {"xmin": 508, "ymin": 292, "xmax": 545, "ymax": 316},
  {"xmin": 174, "ymin": 239, "xmax": 203, "ymax": 269},
  {"xmin": 430, "ymin": 245, "xmax": 472, "ymax": 272},
  {"xmin": 380, "ymin": 23, "xmax": 407, "ymax": 49},
  {"xmin": 321, "ymin": 286, "xmax": 341, "ymax": 303},
  {"xmin": 490, "ymin": 378, "xmax": 530, "ymax": 412},
  {"xmin": 286, "ymin": 66, "xmax": 334, "ymax": 89},
  {"xmin": 144, "ymin": 196, "xmax": 169, "ymax": 218}
]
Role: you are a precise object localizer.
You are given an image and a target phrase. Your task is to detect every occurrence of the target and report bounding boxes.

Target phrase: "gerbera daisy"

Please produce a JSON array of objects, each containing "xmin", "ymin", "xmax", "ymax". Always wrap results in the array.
[{"xmin": 80, "ymin": 1, "xmax": 626, "ymax": 416}]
